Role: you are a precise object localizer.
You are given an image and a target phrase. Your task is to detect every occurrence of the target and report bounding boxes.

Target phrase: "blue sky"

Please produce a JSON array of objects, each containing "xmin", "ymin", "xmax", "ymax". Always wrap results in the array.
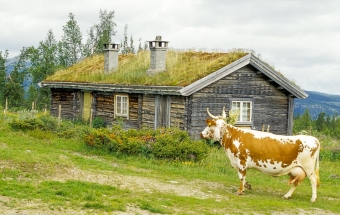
[{"xmin": 1, "ymin": 0, "xmax": 339, "ymax": 95}]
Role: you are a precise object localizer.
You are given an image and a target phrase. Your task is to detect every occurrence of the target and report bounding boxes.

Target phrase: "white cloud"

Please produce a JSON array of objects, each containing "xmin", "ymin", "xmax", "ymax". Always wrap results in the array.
[{"xmin": 0, "ymin": 0, "xmax": 339, "ymax": 95}]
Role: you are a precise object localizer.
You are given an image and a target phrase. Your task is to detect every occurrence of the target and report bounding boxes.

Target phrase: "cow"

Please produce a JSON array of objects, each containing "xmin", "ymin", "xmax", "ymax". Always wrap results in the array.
[{"xmin": 200, "ymin": 107, "xmax": 320, "ymax": 202}]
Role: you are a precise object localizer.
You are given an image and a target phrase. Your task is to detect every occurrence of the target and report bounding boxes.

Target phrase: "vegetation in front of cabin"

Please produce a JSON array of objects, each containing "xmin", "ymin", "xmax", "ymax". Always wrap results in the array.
[
  {"xmin": 3, "ymin": 108, "xmax": 340, "ymax": 162},
  {"xmin": 5, "ymin": 111, "xmax": 209, "ymax": 162}
]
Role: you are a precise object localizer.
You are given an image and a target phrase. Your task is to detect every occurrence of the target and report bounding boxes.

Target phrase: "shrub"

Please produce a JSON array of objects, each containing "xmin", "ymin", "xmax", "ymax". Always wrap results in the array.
[
  {"xmin": 8, "ymin": 118, "xmax": 44, "ymax": 131},
  {"xmin": 7, "ymin": 113, "xmax": 90, "ymax": 140},
  {"xmin": 38, "ymin": 114, "xmax": 58, "ymax": 131},
  {"xmin": 83, "ymin": 127, "xmax": 209, "ymax": 162},
  {"xmin": 92, "ymin": 116, "xmax": 106, "ymax": 128}
]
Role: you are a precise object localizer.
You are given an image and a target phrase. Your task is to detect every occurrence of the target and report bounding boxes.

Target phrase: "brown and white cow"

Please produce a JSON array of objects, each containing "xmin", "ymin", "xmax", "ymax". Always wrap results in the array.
[{"xmin": 200, "ymin": 108, "xmax": 320, "ymax": 202}]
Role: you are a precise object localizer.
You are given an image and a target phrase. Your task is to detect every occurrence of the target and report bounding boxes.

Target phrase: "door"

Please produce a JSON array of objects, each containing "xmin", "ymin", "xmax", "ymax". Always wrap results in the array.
[
  {"xmin": 154, "ymin": 95, "xmax": 171, "ymax": 129},
  {"xmin": 83, "ymin": 92, "xmax": 92, "ymax": 122}
]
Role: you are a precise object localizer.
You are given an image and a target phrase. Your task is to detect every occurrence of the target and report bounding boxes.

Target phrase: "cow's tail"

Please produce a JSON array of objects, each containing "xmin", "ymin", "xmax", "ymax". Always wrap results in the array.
[{"xmin": 315, "ymin": 148, "xmax": 320, "ymax": 188}]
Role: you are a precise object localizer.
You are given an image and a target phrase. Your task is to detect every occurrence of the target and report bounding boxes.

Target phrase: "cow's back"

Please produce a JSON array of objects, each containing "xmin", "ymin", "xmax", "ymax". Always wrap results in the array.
[{"xmin": 224, "ymin": 126, "xmax": 320, "ymax": 176}]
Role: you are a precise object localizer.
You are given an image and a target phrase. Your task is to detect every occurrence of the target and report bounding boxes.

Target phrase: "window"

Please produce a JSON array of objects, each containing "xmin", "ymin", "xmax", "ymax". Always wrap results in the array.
[
  {"xmin": 115, "ymin": 94, "xmax": 129, "ymax": 118},
  {"xmin": 232, "ymin": 101, "xmax": 252, "ymax": 123}
]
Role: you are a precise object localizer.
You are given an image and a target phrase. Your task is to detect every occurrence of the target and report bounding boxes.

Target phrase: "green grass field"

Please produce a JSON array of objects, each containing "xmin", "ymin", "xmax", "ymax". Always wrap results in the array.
[{"xmin": 0, "ymin": 116, "xmax": 339, "ymax": 214}]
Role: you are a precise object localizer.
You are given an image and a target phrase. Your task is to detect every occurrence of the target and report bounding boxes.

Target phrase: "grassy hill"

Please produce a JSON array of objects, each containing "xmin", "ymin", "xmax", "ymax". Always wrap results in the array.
[{"xmin": 0, "ymin": 114, "xmax": 339, "ymax": 214}]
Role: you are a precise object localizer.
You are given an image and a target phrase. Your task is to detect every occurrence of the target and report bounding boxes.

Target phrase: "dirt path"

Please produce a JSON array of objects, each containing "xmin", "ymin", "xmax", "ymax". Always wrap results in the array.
[
  {"xmin": 0, "ymin": 153, "xmax": 228, "ymax": 215},
  {"xmin": 0, "ymin": 153, "xmax": 337, "ymax": 215}
]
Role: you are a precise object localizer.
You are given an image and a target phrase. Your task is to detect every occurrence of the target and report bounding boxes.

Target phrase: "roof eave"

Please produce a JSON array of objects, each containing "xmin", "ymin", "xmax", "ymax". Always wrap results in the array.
[
  {"xmin": 249, "ymin": 54, "xmax": 308, "ymax": 99},
  {"xmin": 40, "ymin": 81, "xmax": 183, "ymax": 95},
  {"xmin": 179, "ymin": 53, "xmax": 308, "ymax": 99}
]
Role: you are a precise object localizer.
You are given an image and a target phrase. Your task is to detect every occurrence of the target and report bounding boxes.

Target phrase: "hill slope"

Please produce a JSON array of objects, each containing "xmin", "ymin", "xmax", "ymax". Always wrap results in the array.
[{"xmin": 294, "ymin": 91, "xmax": 340, "ymax": 118}]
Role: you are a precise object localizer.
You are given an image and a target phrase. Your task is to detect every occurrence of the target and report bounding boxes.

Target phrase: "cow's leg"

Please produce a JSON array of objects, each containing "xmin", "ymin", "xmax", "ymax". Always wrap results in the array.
[
  {"xmin": 284, "ymin": 167, "xmax": 307, "ymax": 199},
  {"xmin": 244, "ymin": 181, "xmax": 252, "ymax": 190},
  {"xmin": 236, "ymin": 169, "xmax": 247, "ymax": 195},
  {"xmin": 283, "ymin": 183, "xmax": 298, "ymax": 199},
  {"xmin": 305, "ymin": 169, "xmax": 318, "ymax": 203}
]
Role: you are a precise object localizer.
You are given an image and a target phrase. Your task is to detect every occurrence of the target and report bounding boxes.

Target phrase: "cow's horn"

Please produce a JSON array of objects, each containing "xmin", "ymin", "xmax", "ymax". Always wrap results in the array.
[{"xmin": 207, "ymin": 108, "xmax": 218, "ymax": 120}]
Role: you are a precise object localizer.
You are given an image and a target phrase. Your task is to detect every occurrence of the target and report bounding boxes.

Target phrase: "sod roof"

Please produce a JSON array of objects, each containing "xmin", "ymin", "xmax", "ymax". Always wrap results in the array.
[
  {"xmin": 43, "ymin": 49, "xmax": 307, "ymax": 98},
  {"xmin": 45, "ymin": 50, "xmax": 247, "ymax": 87}
]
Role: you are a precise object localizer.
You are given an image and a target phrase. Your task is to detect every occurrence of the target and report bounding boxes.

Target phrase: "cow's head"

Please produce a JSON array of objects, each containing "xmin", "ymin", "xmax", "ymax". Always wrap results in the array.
[{"xmin": 200, "ymin": 107, "xmax": 227, "ymax": 141}]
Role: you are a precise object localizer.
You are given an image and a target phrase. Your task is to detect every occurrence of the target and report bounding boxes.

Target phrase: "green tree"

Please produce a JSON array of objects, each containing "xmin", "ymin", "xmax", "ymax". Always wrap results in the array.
[
  {"xmin": 24, "ymin": 30, "xmax": 59, "ymax": 109},
  {"xmin": 143, "ymin": 40, "xmax": 148, "ymax": 50},
  {"xmin": 0, "ymin": 50, "xmax": 9, "ymax": 106},
  {"xmin": 121, "ymin": 24, "xmax": 129, "ymax": 54},
  {"xmin": 83, "ymin": 10, "xmax": 116, "ymax": 56},
  {"xmin": 26, "ymin": 30, "xmax": 59, "ymax": 84},
  {"xmin": 3, "ymin": 49, "xmax": 27, "ymax": 108},
  {"xmin": 315, "ymin": 112, "xmax": 326, "ymax": 132},
  {"xmin": 61, "ymin": 13, "xmax": 83, "ymax": 66},
  {"xmin": 121, "ymin": 24, "xmax": 136, "ymax": 54},
  {"xmin": 137, "ymin": 38, "xmax": 143, "ymax": 53},
  {"xmin": 333, "ymin": 116, "xmax": 340, "ymax": 139},
  {"xmin": 129, "ymin": 34, "xmax": 135, "ymax": 54},
  {"xmin": 293, "ymin": 109, "xmax": 312, "ymax": 134}
]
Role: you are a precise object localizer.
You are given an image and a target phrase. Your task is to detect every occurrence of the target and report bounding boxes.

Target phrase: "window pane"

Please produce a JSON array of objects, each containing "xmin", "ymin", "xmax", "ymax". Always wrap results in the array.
[
  {"xmin": 116, "ymin": 95, "xmax": 128, "ymax": 116},
  {"xmin": 232, "ymin": 101, "xmax": 252, "ymax": 122},
  {"xmin": 122, "ymin": 97, "xmax": 128, "ymax": 115},
  {"xmin": 232, "ymin": 102, "xmax": 241, "ymax": 121},
  {"xmin": 242, "ymin": 102, "xmax": 251, "ymax": 122},
  {"xmin": 117, "ymin": 96, "xmax": 122, "ymax": 114},
  {"xmin": 232, "ymin": 102, "xmax": 240, "ymax": 109}
]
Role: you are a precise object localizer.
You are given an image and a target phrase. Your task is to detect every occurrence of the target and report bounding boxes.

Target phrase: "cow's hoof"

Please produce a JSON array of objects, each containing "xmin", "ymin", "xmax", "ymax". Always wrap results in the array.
[
  {"xmin": 244, "ymin": 182, "xmax": 252, "ymax": 190},
  {"xmin": 236, "ymin": 191, "xmax": 244, "ymax": 195},
  {"xmin": 282, "ymin": 195, "xmax": 291, "ymax": 200},
  {"xmin": 310, "ymin": 198, "xmax": 316, "ymax": 203}
]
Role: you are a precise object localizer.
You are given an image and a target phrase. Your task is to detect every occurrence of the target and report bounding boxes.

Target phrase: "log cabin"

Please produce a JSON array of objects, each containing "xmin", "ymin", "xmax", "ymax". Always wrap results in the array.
[{"xmin": 41, "ymin": 36, "xmax": 307, "ymax": 139}]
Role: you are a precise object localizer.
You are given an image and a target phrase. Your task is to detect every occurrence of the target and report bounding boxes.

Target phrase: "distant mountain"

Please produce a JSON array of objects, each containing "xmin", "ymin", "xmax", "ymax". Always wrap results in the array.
[
  {"xmin": 294, "ymin": 91, "xmax": 340, "ymax": 119},
  {"xmin": 4, "ymin": 56, "xmax": 20, "ymax": 75}
]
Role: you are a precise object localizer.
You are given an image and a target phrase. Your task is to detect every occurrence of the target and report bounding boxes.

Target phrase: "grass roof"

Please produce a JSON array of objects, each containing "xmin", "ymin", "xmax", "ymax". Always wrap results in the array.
[{"xmin": 45, "ymin": 50, "xmax": 247, "ymax": 87}]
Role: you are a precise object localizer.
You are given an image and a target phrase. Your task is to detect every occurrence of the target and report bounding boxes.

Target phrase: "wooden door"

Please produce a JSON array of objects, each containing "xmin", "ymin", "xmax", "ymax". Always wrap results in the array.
[
  {"xmin": 83, "ymin": 92, "xmax": 92, "ymax": 121},
  {"xmin": 154, "ymin": 95, "xmax": 171, "ymax": 129}
]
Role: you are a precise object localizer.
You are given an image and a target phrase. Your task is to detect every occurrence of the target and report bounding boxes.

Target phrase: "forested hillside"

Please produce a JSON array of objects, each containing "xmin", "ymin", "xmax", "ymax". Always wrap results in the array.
[{"xmin": 294, "ymin": 91, "xmax": 340, "ymax": 119}]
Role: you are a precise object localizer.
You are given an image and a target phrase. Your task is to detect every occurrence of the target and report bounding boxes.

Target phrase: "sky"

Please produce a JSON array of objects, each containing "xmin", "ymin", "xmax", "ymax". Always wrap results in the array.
[{"xmin": 1, "ymin": 0, "xmax": 339, "ymax": 95}]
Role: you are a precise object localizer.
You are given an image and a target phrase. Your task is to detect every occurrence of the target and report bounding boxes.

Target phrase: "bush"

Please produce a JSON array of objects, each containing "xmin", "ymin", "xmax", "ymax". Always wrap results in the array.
[
  {"xmin": 92, "ymin": 116, "xmax": 106, "ymax": 128},
  {"xmin": 38, "ymin": 114, "xmax": 58, "ymax": 131},
  {"xmin": 7, "ymin": 113, "xmax": 90, "ymax": 140},
  {"xmin": 83, "ymin": 127, "xmax": 209, "ymax": 162},
  {"xmin": 8, "ymin": 118, "xmax": 44, "ymax": 131}
]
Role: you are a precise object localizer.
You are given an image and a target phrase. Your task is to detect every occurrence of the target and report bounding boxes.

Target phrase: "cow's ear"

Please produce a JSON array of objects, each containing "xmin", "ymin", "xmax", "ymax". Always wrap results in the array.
[{"xmin": 206, "ymin": 118, "xmax": 216, "ymax": 126}]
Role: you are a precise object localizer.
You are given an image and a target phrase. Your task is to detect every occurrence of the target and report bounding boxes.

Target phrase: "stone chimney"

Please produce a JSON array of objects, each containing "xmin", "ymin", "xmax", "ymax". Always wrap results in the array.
[
  {"xmin": 103, "ymin": 43, "xmax": 120, "ymax": 73},
  {"xmin": 146, "ymin": 36, "xmax": 169, "ymax": 75}
]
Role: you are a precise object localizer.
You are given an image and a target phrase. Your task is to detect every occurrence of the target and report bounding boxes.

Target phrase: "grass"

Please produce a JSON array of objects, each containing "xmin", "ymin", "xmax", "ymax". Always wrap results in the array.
[
  {"xmin": 0, "ymin": 115, "xmax": 340, "ymax": 214},
  {"xmin": 45, "ymin": 50, "xmax": 247, "ymax": 87}
]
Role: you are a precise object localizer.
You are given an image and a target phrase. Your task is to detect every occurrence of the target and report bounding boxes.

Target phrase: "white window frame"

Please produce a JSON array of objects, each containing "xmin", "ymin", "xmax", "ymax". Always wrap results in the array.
[
  {"xmin": 114, "ymin": 94, "xmax": 129, "ymax": 119},
  {"xmin": 231, "ymin": 101, "xmax": 252, "ymax": 123}
]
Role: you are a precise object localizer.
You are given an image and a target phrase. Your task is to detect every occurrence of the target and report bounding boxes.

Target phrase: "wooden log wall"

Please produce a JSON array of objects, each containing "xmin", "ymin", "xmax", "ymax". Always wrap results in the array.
[
  {"xmin": 188, "ymin": 65, "xmax": 290, "ymax": 138},
  {"xmin": 50, "ymin": 89, "xmax": 81, "ymax": 120},
  {"xmin": 93, "ymin": 92, "xmax": 139, "ymax": 129},
  {"xmin": 141, "ymin": 94, "xmax": 155, "ymax": 128},
  {"xmin": 170, "ymin": 95, "xmax": 186, "ymax": 129},
  {"xmin": 93, "ymin": 92, "xmax": 115, "ymax": 125},
  {"xmin": 125, "ymin": 94, "xmax": 139, "ymax": 129}
]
